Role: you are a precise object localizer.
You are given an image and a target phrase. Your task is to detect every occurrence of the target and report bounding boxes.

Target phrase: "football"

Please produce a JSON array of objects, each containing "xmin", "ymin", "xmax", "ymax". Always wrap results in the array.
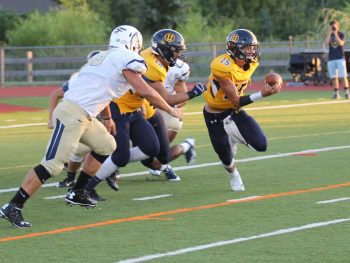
[{"xmin": 264, "ymin": 72, "xmax": 283, "ymax": 87}]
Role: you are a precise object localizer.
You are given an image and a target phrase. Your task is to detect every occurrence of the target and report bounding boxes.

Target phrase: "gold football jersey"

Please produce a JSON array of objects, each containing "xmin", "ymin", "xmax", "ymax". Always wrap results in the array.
[
  {"xmin": 140, "ymin": 47, "xmax": 169, "ymax": 119},
  {"xmin": 203, "ymin": 53, "xmax": 258, "ymax": 110},
  {"xmin": 113, "ymin": 91, "xmax": 144, "ymax": 113}
]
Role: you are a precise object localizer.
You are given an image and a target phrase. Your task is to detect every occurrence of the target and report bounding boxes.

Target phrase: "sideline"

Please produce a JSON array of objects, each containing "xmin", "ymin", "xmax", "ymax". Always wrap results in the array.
[
  {"xmin": 117, "ymin": 217, "xmax": 350, "ymax": 263},
  {"xmin": 1, "ymin": 181, "xmax": 350, "ymax": 243},
  {"xmin": 1, "ymin": 144, "xmax": 350, "ymax": 194}
]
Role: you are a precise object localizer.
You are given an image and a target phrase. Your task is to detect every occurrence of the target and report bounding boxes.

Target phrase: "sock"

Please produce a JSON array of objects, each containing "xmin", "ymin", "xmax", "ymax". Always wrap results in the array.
[
  {"xmin": 10, "ymin": 187, "xmax": 30, "ymax": 208},
  {"xmin": 334, "ymin": 88, "xmax": 339, "ymax": 95},
  {"xmin": 72, "ymin": 171, "xmax": 91, "ymax": 190},
  {"xmin": 179, "ymin": 142, "xmax": 191, "ymax": 153},
  {"xmin": 85, "ymin": 176, "xmax": 102, "ymax": 191},
  {"xmin": 66, "ymin": 171, "xmax": 76, "ymax": 180},
  {"xmin": 95, "ymin": 156, "xmax": 118, "ymax": 180},
  {"xmin": 344, "ymin": 87, "xmax": 349, "ymax": 95},
  {"xmin": 129, "ymin": 146, "xmax": 150, "ymax": 162},
  {"xmin": 159, "ymin": 164, "xmax": 169, "ymax": 171}
]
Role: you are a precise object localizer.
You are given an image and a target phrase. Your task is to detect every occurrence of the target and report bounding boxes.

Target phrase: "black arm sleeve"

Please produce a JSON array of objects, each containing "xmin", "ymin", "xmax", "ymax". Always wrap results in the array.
[{"xmin": 239, "ymin": 95, "xmax": 253, "ymax": 107}]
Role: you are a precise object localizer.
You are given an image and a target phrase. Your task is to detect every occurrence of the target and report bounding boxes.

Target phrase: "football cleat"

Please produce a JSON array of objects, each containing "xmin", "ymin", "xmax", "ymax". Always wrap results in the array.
[
  {"xmin": 184, "ymin": 138, "xmax": 196, "ymax": 165},
  {"xmin": 89, "ymin": 189, "xmax": 107, "ymax": 202},
  {"xmin": 345, "ymin": 93, "xmax": 349, "ymax": 100},
  {"xmin": 0, "ymin": 203, "xmax": 32, "ymax": 228},
  {"xmin": 57, "ymin": 177, "xmax": 75, "ymax": 188},
  {"xmin": 163, "ymin": 166, "xmax": 181, "ymax": 181},
  {"xmin": 65, "ymin": 189, "xmax": 97, "ymax": 207},
  {"xmin": 230, "ymin": 170, "xmax": 245, "ymax": 192},
  {"xmin": 105, "ymin": 172, "xmax": 120, "ymax": 191}
]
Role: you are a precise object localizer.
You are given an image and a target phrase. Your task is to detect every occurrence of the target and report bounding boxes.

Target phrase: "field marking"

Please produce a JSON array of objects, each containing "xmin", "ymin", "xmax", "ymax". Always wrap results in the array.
[
  {"xmin": 227, "ymin": 196, "xmax": 260, "ymax": 202},
  {"xmin": 133, "ymin": 194, "xmax": 172, "ymax": 201},
  {"xmin": 44, "ymin": 195, "xmax": 66, "ymax": 200},
  {"xmin": 1, "ymin": 144, "xmax": 350, "ymax": 194},
  {"xmin": 184, "ymin": 100, "xmax": 350, "ymax": 115},
  {"xmin": 0, "ymin": 100, "xmax": 348, "ymax": 129},
  {"xmin": 0, "ymin": 123, "xmax": 47, "ymax": 129},
  {"xmin": 317, "ymin": 197, "xmax": 350, "ymax": 204},
  {"xmin": 1, "ymin": 181, "xmax": 350, "ymax": 243},
  {"xmin": 116, "ymin": 217, "xmax": 350, "ymax": 263}
]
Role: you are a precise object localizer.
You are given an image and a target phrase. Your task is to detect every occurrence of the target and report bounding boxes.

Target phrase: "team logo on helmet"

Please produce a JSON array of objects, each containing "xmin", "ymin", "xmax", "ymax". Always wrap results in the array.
[
  {"xmin": 164, "ymin": 33, "xmax": 175, "ymax": 42},
  {"xmin": 230, "ymin": 34, "xmax": 239, "ymax": 43}
]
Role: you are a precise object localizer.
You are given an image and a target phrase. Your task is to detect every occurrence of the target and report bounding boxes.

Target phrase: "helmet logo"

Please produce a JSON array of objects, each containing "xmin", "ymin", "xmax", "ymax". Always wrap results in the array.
[
  {"xmin": 231, "ymin": 34, "xmax": 239, "ymax": 43},
  {"xmin": 164, "ymin": 33, "xmax": 175, "ymax": 42}
]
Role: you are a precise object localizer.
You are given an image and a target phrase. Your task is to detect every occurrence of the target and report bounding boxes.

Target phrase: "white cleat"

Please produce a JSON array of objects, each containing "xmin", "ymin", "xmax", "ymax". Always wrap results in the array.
[{"xmin": 230, "ymin": 171, "xmax": 245, "ymax": 192}]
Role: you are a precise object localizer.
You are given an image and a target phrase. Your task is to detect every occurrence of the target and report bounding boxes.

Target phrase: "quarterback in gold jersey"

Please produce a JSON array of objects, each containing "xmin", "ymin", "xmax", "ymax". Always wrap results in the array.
[{"xmin": 203, "ymin": 29, "xmax": 281, "ymax": 192}]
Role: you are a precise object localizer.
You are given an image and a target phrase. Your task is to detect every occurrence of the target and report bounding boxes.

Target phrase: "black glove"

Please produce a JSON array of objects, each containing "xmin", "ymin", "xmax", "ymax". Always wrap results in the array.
[{"xmin": 187, "ymin": 83, "xmax": 207, "ymax": 99}]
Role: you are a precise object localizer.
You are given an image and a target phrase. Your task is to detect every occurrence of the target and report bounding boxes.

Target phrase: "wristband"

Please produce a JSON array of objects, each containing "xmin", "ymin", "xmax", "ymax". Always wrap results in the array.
[
  {"xmin": 187, "ymin": 90, "xmax": 196, "ymax": 100},
  {"xmin": 239, "ymin": 95, "xmax": 253, "ymax": 107},
  {"xmin": 250, "ymin": 91, "xmax": 263, "ymax": 102}
]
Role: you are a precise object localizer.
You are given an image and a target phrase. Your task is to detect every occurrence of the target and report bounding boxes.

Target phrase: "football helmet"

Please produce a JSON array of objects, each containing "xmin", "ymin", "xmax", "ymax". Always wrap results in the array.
[
  {"xmin": 151, "ymin": 29, "xmax": 186, "ymax": 67},
  {"xmin": 226, "ymin": 29, "xmax": 260, "ymax": 63},
  {"xmin": 109, "ymin": 25, "xmax": 143, "ymax": 53}
]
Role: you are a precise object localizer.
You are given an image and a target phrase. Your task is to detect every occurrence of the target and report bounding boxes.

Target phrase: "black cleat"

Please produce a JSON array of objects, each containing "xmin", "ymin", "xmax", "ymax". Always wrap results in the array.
[
  {"xmin": 57, "ymin": 177, "xmax": 75, "ymax": 188},
  {"xmin": 0, "ymin": 203, "xmax": 32, "ymax": 228},
  {"xmin": 89, "ymin": 189, "xmax": 107, "ymax": 202},
  {"xmin": 184, "ymin": 138, "xmax": 196, "ymax": 165},
  {"xmin": 105, "ymin": 172, "xmax": 120, "ymax": 191},
  {"xmin": 163, "ymin": 166, "xmax": 181, "ymax": 181},
  {"xmin": 65, "ymin": 189, "xmax": 97, "ymax": 207}
]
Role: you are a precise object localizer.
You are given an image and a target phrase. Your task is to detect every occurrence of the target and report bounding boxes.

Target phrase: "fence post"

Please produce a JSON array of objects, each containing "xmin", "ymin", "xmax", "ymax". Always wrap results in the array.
[
  {"xmin": 212, "ymin": 44, "xmax": 217, "ymax": 60},
  {"xmin": 27, "ymin": 50, "xmax": 33, "ymax": 83},
  {"xmin": 0, "ymin": 47, "xmax": 4, "ymax": 87},
  {"xmin": 288, "ymin": 36, "xmax": 293, "ymax": 53}
]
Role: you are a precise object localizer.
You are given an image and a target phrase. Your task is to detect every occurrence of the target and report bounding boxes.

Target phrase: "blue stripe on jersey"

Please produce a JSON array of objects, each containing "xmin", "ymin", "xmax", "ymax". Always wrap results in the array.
[
  {"xmin": 46, "ymin": 119, "xmax": 65, "ymax": 160},
  {"xmin": 142, "ymin": 74, "xmax": 156, "ymax": 83},
  {"xmin": 62, "ymin": 81, "xmax": 69, "ymax": 92},
  {"xmin": 126, "ymin": 59, "xmax": 148, "ymax": 69}
]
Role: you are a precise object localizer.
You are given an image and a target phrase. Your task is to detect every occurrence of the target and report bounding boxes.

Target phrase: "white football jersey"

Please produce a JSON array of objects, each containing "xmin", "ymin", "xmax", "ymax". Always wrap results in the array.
[
  {"xmin": 64, "ymin": 48, "xmax": 147, "ymax": 117},
  {"xmin": 164, "ymin": 59, "xmax": 190, "ymax": 95}
]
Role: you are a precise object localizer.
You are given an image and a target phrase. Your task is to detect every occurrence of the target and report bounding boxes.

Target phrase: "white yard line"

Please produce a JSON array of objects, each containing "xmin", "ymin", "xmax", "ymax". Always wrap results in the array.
[
  {"xmin": 116, "ymin": 217, "xmax": 350, "ymax": 263},
  {"xmin": 1, "ymin": 145, "xmax": 350, "ymax": 194},
  {"xmin": 184, "ymin": 100, "xmax": 349, "ymax": 115},
  {"xmin": 0, "ymin": 123, "xmax": 47, "ymax": 129},
  {"xmin": 317, "ymin": 197, "xmax": 350, "ymax": 204},
  {"xmin": 44, "ymin": 194, "xmax": 66, "ymax": 200},
  {"xmin": 132, "ymin": 194, "xmax": 172, "ymax": 201},
  {"xmin": 1, "ymin": 100, "xmax": 348, "ymax": 128}
]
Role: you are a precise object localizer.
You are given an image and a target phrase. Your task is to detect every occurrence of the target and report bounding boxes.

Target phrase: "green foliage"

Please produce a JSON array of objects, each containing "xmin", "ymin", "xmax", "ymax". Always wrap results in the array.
[
  {"xmin": 0, "ymin": 9, "xmax": 20, "ymax": 44},
  {"xmin": 177, "ymin": 11, "xmax": 233, "ymax": 43},
  {"xmin": 7, "ymin": 7, "xmax": 108, "ymax": 46}
]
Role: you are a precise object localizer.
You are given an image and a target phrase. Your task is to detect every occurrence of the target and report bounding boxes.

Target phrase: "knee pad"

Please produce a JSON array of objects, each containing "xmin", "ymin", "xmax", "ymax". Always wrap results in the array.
[
  {"xmin": 91, "ymin": 151, "xmax": 109, "ymax": 164},
  {"xmin": 34, "ymin": 164, "xmax": 52, "ymax": 183}
]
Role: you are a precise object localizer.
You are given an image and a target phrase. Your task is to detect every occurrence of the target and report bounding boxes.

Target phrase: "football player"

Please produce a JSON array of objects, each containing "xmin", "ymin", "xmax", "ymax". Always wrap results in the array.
[
  {"xmin": 202, "ymin": 29, "xmax": 281, "ymax": 191},
  {"xmin": 76, "ymin": 29, "xmax": 206, "ymax": 201},
  {"xmin": 0, "ymin": 25, "xmax": 182, "ymax": 228}
]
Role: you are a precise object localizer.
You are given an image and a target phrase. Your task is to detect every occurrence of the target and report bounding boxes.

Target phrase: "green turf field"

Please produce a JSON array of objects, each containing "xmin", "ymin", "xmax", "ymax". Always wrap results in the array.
[{"xmin": 0, "ymin": 90, "xmax": 350, "ymax": 263}]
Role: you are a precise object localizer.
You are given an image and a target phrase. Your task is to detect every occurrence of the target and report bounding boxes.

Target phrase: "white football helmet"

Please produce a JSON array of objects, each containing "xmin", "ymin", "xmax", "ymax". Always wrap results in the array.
[{"xmin": 109, "ymin": 25, "xmax": 143, "ymax": 53}]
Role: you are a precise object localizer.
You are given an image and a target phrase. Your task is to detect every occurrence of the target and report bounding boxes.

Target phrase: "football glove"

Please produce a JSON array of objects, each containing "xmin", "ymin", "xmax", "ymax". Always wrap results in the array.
[{"xmin": 187, "ymin": 83, "xmax": 207, "ymax": 99}]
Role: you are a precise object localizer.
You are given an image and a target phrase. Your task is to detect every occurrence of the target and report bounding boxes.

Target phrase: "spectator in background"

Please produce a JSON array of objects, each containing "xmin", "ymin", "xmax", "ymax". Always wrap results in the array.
[{"xmin": 325, "ymin": 19, "xmax": 349, "ymax": 99}]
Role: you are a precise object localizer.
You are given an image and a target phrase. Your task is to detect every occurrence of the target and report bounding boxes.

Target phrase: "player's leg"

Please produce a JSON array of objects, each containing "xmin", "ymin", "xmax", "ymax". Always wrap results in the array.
[
  {"xmin": 203, "ymin": 108, "xmax": 244, "ymax": 191},
  {"xmin": 328, "ymin": 60, "xmax": 340, "ymax": 99}
]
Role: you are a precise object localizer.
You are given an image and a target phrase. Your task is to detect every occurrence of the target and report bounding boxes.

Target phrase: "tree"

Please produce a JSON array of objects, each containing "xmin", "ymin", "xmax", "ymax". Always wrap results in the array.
[
  {"xmin": 7, "ymin": 2, "xmax": 108, "ymax": 46},
  {"xmin": 0, "ymin": 9, "xmax": 20, "ymax": 44}
]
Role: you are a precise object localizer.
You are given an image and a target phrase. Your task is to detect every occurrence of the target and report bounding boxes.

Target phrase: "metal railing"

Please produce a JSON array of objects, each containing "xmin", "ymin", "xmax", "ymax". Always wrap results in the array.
[{"xmin": 0, "ymin": 40, "xmax": 329, "ymax": 86}]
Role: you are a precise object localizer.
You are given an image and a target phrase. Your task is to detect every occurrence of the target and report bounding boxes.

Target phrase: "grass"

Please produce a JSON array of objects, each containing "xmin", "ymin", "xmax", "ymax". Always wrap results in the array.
[{"xmin": 0, "ymin": 90, "xmax": 350, "ymax": 262}]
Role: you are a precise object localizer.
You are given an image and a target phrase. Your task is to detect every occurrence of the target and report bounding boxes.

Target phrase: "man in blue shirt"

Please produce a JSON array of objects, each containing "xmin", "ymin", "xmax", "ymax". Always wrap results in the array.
[{"xmin": 325, "ymin": 19, "xmax": 349, "ymax": 99}]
